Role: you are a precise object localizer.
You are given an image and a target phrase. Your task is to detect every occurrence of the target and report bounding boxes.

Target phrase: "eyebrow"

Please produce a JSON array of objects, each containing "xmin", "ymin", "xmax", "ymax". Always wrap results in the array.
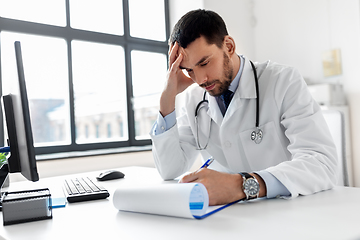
[{"xmin": 179, "ymin": 55, "xmax": 210, "ymax": 70}]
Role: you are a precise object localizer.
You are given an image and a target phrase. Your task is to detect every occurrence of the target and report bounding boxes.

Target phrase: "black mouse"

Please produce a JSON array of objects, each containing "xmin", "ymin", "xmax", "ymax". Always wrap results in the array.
[{"xmin": 96, "ymin": 170, "xmax": 125, "ymax": 181}]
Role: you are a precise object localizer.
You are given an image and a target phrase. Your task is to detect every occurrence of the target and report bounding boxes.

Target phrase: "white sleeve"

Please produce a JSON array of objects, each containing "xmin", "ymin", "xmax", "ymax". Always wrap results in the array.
[{"xmin": 266, "ymin": 66, "xmax": 337, "ymax": 198}]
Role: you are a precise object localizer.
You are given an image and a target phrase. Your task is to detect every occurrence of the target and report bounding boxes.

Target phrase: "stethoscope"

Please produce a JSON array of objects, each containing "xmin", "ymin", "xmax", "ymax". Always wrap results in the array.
[{"xmin": 194, "ymin": 60, "xmax": 263, "ymax": 150}]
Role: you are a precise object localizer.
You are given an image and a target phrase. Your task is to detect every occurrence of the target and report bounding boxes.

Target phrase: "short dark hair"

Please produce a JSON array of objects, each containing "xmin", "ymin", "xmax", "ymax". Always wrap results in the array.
[{"xmin": 169, "ymin": 9, "xmax": 228, "ymax": 49}]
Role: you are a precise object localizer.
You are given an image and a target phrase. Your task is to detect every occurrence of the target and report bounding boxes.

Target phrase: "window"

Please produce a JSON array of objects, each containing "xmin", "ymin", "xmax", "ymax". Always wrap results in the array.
[
  {"xmin": 128, "ymin": 0, "xmax": 166, "ymax": 41},
  {"xmin": 0, "ymin": 0, "xmax": 169, "ymax": 156},
  {"xmin": 0, "ymin": 0, "xmax": 66, "ymax": 26},
  {"xmin": 85, "ymin": 125, "xmax": 89, "ymax": 139},
  {"xmin": 69, "ymin": 0, "xmax": 124, "ymax": 35},
  {"xmin": 1, "ymin": 32, "xmax": 70, "ymax": 147},
  {"xmin": 71, "ymin": 40, "xmax": 127, "ymax": 144},
  {"xmin": 131, "ymin": 50, "xmax": 167, "ymax": 140}
]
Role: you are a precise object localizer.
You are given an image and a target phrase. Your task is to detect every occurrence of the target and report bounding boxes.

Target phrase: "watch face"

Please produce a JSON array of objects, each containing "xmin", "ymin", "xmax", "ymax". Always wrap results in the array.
[{"xmin": 244, "ymin": 178, "xmax": 260, "ymax": 196}]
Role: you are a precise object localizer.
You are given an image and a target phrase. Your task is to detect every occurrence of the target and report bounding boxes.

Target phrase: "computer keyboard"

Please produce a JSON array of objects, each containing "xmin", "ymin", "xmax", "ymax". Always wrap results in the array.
[{"xmin": 63, "ymin": 177, "xmax": 110, "ymax": 203}]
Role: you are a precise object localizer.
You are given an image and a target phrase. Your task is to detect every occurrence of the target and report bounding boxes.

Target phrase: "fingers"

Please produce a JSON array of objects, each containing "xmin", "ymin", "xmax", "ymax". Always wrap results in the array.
[
  {"xmin": 164, "ymin": 41, "xmax": 192, "ymax": 95},
  {"xmin": 168, "ymin": 42, "xmax": 175, "ymax": 56},
  {"xmin": 168, "ymin": 42, "xmax": 180, "ymax": 67},
  {"xmin": 180, "ymin": 169, "xmax": 245, "ymax": 206},
  {"xmin": 168, "ymin": 42, "xmax": 184, "ymax": 77},
  {"xmin": 179, "ymin": 168, "xmax": 206, "ymax": 183},
  {"xmin": 170, "ymin": 52, "xmax": 183, "ymax": 72},
  {"xmin": 178, "ymin": 171, "xmax": 198, "ymax": 183}
]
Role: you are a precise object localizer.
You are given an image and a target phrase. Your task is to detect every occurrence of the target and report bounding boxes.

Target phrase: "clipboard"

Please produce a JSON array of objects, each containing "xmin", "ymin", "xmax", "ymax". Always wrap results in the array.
[{"xmin": 113, "ymin": 183, "xmax": 242, "ymax": 219}]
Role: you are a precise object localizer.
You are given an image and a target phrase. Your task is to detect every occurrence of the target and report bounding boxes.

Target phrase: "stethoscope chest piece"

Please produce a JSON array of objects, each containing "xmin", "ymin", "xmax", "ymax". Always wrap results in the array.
[{"xmin": 251, "ymin": 128, "xmax": 263, "ymax": 144}]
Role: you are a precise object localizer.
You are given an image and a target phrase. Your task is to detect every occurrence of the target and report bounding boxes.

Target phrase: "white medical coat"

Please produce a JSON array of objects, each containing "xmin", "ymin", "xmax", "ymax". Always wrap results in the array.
[{"xmin": 150, "ymin": 57, "xmax": 337, "ymax": 198}]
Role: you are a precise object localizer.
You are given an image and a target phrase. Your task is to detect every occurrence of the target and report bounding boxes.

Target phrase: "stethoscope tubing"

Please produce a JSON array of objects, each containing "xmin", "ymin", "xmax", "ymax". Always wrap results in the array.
[
  {"xmin": 194, "ymin": 60, "xmax": 262, "ymax": 147},
  {"xmin": 195, "ymin": 91, "xmax": 208, "ymax": 117},
  {"xmin": 250, "ymin": 61, "xmax": 260, "ymax": 129},
  {"xmin": 195, "ymin": 60, "xmax": 259, "ymax": 126}
]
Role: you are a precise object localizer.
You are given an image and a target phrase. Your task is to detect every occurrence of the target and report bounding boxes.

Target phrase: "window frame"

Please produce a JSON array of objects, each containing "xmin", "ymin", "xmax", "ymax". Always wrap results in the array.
[{"xmin": 0, "ymin": 0, "xmax": 170, "ymax": 156}]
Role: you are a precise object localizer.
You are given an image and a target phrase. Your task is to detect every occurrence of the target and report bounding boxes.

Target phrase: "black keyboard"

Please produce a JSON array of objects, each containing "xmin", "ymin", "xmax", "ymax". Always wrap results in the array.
[{"xmin": 63, "ymin": 177, "xmax": 110, "ymax": 203}]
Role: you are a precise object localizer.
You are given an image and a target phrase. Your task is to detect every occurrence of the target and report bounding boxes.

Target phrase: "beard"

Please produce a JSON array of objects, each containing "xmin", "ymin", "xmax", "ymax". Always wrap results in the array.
[{"xmin": 200, "ymin": 52, "xmax": 234, "ymax": 97}]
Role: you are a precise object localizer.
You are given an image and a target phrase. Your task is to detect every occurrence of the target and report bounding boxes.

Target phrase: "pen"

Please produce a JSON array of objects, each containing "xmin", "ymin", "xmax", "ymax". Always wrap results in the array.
[
  {"xmin": 200, "ymin": 157, "xmax": 215, "ymax": 169},
  {"xmin": 0, "ymin": 146, "xmax": 10, "ymax": 153}
]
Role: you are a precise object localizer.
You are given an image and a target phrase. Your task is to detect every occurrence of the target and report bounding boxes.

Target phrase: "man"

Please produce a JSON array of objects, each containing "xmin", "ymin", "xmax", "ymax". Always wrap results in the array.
[{"xmin": 150, "ymin": 9, "xmax": 337, "ymax": 206}]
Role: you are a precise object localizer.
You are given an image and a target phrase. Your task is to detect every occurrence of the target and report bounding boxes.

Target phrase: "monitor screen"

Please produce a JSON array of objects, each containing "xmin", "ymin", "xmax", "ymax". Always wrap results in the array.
[{"xmin": 0, "ymin": 41, "xmax": 39, "ymax": 183}]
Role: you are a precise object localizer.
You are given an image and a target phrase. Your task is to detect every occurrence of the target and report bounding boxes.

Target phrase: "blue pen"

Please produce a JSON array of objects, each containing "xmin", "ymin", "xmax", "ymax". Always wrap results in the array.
[
  {"xmin": 200, "ymin": 157, "xmax": 215, "ymax": 169},
  {"xmin": 0, "ymin": 146, "xmax": 10, "ymax": 153}
]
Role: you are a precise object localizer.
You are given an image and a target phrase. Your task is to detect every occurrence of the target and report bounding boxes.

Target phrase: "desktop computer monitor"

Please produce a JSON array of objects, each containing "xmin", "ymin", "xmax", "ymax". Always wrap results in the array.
[{"xmin": 0, "ymin": 41, "xmax": 39, "ymax": 188}]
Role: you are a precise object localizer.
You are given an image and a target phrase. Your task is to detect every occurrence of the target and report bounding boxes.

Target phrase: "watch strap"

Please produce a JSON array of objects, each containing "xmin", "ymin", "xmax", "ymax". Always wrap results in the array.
[{"xmin": 240, "ymin": 172, "xmax": 253, "ymax": 179}]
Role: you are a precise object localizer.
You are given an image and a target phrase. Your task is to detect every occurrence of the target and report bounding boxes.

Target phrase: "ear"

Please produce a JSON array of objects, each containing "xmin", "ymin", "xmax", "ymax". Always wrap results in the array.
[{"xmin": 223, "ymin": 36, "xmax": 236, "ymax": 55}]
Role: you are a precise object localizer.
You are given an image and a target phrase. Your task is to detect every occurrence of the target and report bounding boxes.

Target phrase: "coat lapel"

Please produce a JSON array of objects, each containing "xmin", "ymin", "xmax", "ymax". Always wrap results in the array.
[
  {"xmin": 224, "ymin": 58, "xmax": 257, "ymax": 122},
  {"xmin": 204, "ymin": 57, "xmax": 258, "ymax": 126},
  {"xmin": 207, "ymin": 95, "xmax": 223, "ymax": 126}
]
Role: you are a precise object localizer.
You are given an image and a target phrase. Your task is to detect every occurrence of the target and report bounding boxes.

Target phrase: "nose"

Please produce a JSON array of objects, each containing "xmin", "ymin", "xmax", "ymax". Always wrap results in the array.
[{"xmin": 194, "ymin": 68, "xmax": 208, "ymax": 85}]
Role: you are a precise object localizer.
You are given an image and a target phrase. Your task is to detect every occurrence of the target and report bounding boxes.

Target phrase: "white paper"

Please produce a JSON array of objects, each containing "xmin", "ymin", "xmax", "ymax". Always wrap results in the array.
[{"xmin": 113, "ymin": 183, "xmax": 210, "ymax": 219}]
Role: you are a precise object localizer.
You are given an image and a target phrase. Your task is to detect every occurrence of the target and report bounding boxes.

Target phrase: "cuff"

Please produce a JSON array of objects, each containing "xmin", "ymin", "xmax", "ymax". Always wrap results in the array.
[
  {"xmin": 255, "ymin": 170, "xmax": 291, "ymax": 198},
  {"xmin": 152, "ymin": 110, "xmax": 176, "ymax": 135}
]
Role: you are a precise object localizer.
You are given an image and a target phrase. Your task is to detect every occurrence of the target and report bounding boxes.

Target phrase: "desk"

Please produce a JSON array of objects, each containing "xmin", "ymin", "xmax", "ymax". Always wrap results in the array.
[{"xmin": 0, "ymin": 166, "xmax": 359, "ymax": 240}]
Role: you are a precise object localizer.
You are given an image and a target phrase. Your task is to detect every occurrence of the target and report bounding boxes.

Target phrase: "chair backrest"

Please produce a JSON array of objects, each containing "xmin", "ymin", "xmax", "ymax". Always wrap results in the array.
[{"xmin": 322, "ymin": 110, "xmax": 348, "ymax": 186}]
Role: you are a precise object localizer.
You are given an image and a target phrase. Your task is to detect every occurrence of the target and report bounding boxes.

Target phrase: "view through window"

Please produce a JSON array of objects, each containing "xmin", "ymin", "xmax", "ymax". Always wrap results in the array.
[{"xmin": 0, "ymin": 0, "xmax": 169, "ymax": 155}]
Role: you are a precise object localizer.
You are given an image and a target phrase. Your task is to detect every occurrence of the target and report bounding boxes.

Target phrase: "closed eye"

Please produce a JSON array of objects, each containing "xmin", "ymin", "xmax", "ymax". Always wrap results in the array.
[{"xmin": 200, "ymin": 61, "xmax": 209, "ymax": 67}]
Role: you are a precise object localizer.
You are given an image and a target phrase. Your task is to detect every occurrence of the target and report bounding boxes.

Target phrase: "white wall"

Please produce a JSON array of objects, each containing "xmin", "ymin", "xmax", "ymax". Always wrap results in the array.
[
  {"xmin": 251, "ymin": 0, "xmax": 360, "ymax": 186},
  {"xmin": 253, "ymin": 0, "xmax": 360, "ymax": 84},
  {"xmin": 169, "ymin": 0, "xmax": 256, "ymax": 58},
  {"xmin": 204, "ymin": 0, "xmax": 256, "ymax": 58},
  {"xmin": 170, "ymin": 0, "xmax": 360, "ymax": 186},
  {"xmin": 168, "ymin": 0, "xmax": 204, "ymax": 32}
]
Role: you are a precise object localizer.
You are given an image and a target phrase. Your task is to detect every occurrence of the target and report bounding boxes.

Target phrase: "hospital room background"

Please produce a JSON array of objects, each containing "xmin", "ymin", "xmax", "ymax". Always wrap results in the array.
[
  {"xmin": 172, "ymin": 0, "xmax": 360, "ymax": 187},
  {"xmin": 1, "ymin": 0, "xmax": 360, "ymax": 188}
]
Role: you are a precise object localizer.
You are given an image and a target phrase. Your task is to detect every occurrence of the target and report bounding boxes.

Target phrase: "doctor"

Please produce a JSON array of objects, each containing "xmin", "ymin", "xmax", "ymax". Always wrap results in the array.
[{"xmin": 150, "ymin": 9, "xmax": 337, "ymax": 206}]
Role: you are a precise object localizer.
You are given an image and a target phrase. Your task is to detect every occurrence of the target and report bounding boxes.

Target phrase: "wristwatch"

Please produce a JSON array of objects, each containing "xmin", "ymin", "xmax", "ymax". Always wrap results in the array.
[{"xmin": 240, "ymin": 172, "xmax": 260, "ymax": 200}]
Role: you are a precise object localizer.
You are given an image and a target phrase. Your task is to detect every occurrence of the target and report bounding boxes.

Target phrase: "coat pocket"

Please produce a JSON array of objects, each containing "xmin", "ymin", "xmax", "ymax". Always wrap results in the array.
[{"xmin": 239, "ymin": 121, "xmax": 289, "ymax": 170}]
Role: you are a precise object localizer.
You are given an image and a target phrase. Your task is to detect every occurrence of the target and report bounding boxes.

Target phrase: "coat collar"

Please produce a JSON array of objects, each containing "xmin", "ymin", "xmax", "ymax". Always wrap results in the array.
[
  {"xmin": 237, "ymin": 56, "xmax": 257, "ymax": 100},
  {"xmin": 206, "ymin": 56, "xmax": 257, "ymax": 124}
]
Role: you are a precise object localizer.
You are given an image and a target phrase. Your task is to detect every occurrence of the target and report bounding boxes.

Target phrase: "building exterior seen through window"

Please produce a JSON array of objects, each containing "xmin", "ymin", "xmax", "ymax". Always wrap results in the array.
[{"xmin": 0, "ymin": 0, "xmax": 169, "ymax": 155}]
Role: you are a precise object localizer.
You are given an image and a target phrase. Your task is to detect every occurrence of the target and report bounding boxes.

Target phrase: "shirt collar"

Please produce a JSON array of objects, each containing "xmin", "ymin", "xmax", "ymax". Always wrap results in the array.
[{"xmin": 228, "ymin": 55, "xmax": 244, "ymax": 93}]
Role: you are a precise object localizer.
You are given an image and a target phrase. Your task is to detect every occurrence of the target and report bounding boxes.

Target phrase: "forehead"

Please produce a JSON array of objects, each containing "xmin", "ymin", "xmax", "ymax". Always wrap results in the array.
[{"xmin": 178, "ymin": 36, "xmax": 221, "ymax": 69}]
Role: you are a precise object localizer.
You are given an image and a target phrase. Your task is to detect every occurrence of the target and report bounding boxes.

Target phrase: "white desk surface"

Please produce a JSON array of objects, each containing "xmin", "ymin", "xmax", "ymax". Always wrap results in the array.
[{"xmin": 0, "ymin": 166, "xmax": 360, "ymax": 240}]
